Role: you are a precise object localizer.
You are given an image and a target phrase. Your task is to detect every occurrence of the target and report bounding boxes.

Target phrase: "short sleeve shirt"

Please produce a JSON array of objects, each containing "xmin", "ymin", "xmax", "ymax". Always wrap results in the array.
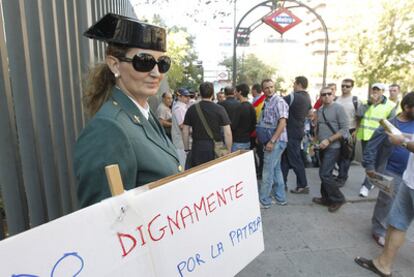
[
  {"xmin": 184, "ymin": 100, "xmax": 231, "ymax": 141},
  {"xmin": 156, "ymin": 102, "xmax": 172, "ymax": 121},
  {"xmin": 259, "ymin": 94, "xmax": 289, "ymax": 142}
]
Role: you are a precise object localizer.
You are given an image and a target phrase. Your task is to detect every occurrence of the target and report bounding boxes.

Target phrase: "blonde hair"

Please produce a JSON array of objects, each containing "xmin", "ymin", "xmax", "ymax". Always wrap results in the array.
[{"xmin": 83, "ymin": 44, "xmax": 129, "ymax": 116}]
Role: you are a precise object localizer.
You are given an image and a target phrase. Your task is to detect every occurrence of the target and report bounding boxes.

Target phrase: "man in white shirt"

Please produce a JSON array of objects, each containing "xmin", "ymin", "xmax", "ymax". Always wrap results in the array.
[
  {"xmin": 171, "ymin": 88, "xmax": 190, "ymax": 167},
  {"xmin": 389, "ymin": 84, "xmax": 402, "ymax": 115},
  {"xmin": 335, "ymin": 78, "xmax": 361, "ymax": 186},
  {"xmin": 355, "ymin": 131, "xmax": 414, "ymax": 277},
  {"xmin": 156, "ymin": 91, "xmax": 173, "ymax": 139}
]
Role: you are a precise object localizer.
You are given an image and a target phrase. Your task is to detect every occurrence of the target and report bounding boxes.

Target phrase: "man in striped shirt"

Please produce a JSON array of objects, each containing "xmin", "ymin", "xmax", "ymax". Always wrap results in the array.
[{"xmin": 257, "ymin": 79, "xmax": 289, "ymax": 208}]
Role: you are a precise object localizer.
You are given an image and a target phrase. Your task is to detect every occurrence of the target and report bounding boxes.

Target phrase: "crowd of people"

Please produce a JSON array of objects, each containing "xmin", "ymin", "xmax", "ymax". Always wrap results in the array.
[
  {"xmin": 74, "ymin": 13, "xmax": 413, "ymax": 277},
  {"xmin": 154, "ymin": 77, "xmax": 414, "ymax": 276}
]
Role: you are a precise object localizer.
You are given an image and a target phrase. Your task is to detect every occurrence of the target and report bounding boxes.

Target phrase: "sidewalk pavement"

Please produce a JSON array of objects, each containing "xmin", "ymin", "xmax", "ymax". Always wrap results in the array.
[{"xmin": 237, "ymin": 162, "xmax": 414, "ymax": 277}]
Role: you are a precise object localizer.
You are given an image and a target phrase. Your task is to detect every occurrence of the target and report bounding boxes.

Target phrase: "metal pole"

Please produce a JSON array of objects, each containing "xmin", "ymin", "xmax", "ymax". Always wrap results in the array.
[
  {"xmin": 232, "ymin": 0, "xmax": 237, "ymax": 86},
  {"xmin": 288, "ymin": 0, "xmax": 329, "ymax": 87},
  {"xmin": 233, "ymin": 1, "xmax": 273, "ymax": 86}
]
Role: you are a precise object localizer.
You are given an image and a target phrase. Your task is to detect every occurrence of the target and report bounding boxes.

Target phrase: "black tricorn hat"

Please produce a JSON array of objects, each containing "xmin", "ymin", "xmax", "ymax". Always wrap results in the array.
[{"xmin": 83, "ymin": 13, "xmax": 167, "ymax": 52}]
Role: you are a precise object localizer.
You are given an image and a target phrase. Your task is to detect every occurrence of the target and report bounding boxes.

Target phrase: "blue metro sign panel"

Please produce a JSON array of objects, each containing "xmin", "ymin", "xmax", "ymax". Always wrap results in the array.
[{"xmin": 262, "ymin": 7, "xmax": 302, "ymax": 34}]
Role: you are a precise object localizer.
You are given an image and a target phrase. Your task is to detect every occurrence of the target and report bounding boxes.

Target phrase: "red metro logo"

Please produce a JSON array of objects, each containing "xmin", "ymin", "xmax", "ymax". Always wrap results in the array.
[{"xmin": 262, "ymin": 7, "xmax": 302, "ymax": 34}]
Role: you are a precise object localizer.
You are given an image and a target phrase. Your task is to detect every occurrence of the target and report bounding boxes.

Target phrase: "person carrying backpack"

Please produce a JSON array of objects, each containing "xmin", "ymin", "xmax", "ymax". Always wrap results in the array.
[{"xmin": 334, "ymin": 78, "xmax": 362, "ymax": 186}]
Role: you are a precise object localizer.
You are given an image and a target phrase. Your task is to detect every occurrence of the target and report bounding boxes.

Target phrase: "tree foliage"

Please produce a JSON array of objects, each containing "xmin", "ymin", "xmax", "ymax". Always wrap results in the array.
[
  {"xmin": 149, "ymin": 15, "xmax": 202, "ymax": 91},
  {"xmin": 337, "ymin": 0, "xmax": 414, "ymax": 91},
  {"xmin": 220, "ymin": 54, "xmax": 284, "ymax": 90},
  {"xmin": 133, "ymin": 0, "xmax": 233, "ymax": 25}
]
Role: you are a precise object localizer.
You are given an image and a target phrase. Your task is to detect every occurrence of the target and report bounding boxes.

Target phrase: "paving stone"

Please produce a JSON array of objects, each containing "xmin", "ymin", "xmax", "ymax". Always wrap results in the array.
[
  {"xmin": 286, "ymin": 249, "xmax": 362, "ymax": 277},
  {"xmin": 263, "ymin": 230, "xmax": 310, "ymax": 253},
  {"xmin": 236, "ymin": 252, "xmax": 301, "ymax": 277},
  {"xmin": 238, "ymin": 166, "xmax": 414, "ymax": 276}
]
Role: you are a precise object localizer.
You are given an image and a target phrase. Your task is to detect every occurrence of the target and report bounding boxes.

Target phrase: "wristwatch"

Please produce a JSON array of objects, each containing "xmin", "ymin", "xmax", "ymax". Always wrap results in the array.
[
  {"xmin": 270, "ymin": 139, "xmax": 276, "ymax": 144},
  {"xmin": 402, "ymin": 141, "xmax": 408, "ymax": 148}
]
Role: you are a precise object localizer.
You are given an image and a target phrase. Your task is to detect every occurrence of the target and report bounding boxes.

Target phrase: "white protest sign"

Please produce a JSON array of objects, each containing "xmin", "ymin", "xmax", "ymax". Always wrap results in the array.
[{"xmin": 0, "ymin": 151, "xmax": 263, "ymax": 276}]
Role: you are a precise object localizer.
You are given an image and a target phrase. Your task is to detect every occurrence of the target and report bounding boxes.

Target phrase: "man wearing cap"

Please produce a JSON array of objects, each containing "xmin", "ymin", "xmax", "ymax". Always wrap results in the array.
[
  {"xmin": 171, "ymin": 88, "xmax": 191, "ymax": 167},
  {"xmin": 357, "ymin": 83, "xmax": 396, "ymax": 197}
]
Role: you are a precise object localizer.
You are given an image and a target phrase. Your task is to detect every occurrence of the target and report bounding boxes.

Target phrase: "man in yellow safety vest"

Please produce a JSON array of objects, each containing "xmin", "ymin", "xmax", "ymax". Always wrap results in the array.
[{"xmin": 357, "ymin": 83, "xmax": 396, "ymax": 197}]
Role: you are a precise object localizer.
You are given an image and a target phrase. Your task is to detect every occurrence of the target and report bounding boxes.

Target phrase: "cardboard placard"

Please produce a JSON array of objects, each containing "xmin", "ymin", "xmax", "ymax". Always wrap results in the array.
[{"xmin": 0, "ymin": 151, "xmax": 263, "ymax": 277}]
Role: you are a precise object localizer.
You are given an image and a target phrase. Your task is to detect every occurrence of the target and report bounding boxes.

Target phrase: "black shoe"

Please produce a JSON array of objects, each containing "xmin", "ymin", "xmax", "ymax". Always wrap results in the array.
[
  {"xmin": 335, "ymin": 177, "xmax": 346, "ymax": 187},
  {"xmin": 312, "ymin": 197, "xmax": 329, "ymax": 206},
  {"xmin": 290, "ymin": 187, "xmax": 309, "ymax": 194},
  {"xmin": 328, "ymin": 202, "xmax": 345, "ymax": 212}
]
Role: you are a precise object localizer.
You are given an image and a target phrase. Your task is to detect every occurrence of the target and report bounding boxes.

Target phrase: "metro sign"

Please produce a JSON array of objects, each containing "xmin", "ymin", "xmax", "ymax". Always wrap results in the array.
[
  {"xmin": 217, "ymin": 71, "xmax": 229, "ymax": 80},
  {"xmin": 262, "ymin": 7, "xmax": 302, "ymax": 34}
]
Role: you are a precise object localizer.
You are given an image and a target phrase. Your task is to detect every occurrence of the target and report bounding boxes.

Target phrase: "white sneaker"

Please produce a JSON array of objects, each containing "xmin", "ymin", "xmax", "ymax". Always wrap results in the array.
[
  {"xmin": 359, "ymin": 186, "xmax": 369, "ymax": 198},
  {"xmin": 271, "ymin": 198, "xmax": 287, "ymax": 206},
  {"xmin": 260, "ymin": 203, "xmax": 271, "ymax": 209}
]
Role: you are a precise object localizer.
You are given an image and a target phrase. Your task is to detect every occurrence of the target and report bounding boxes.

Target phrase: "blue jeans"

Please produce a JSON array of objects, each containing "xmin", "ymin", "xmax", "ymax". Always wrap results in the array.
[
  {"xmin": 259, "ymin": 141, "xmax": 287, "ymax": 205},
  {"xmin": 360, "ymin": 140, "xmax": 374, "ymax": 190},
  {"xmin": 372, "ymin": 169, "xmax": 403, "ymax": 238},
  {"xmin": 388, "ymin": 182, "xmax": 414, "ymax": 231},
  {"xmin": 231, "ymin": 142, "xmax": 250, "ymax": 152},
  {"xmin": 319, "ymin": 147, "xmax": 345, "ymax": 204},
  {"xmin": 282, "ymin": 137, "xmax": 308, "ymax": 188}
]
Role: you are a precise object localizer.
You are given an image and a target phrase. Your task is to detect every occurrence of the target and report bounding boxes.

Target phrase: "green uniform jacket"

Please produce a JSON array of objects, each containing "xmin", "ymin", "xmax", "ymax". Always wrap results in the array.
[{"xmin": 74, "ymin": 87, "xmax": 180, "ymax": 208}]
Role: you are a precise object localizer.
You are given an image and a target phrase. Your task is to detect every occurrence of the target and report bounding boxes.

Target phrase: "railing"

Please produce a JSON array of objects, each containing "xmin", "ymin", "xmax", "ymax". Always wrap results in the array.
[{"xmin": 0, "ymin": 0, "xmax": 135, "ymax": 239}]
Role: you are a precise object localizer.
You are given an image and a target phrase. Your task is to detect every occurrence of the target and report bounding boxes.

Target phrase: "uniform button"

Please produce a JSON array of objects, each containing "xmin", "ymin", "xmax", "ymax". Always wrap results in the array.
[
  {"xmin": 112, "ymin": 101, "xmax": 118, "ymax": 106},
  {"xmin": 178, "ymin": 165, "xmax": 183, "ymax": 172}
]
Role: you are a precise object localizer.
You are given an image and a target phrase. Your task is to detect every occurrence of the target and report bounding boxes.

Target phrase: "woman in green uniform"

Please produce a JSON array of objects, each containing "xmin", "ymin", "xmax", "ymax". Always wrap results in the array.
[{"xmin": 75, "ymin": 13, "xmax": 181, "ymax": 208}]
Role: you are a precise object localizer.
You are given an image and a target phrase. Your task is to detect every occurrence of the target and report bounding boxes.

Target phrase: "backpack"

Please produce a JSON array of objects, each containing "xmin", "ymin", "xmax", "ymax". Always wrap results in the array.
[{"xmin": 352, "ymin": 96, "xmax": 358, "ymax": 111}]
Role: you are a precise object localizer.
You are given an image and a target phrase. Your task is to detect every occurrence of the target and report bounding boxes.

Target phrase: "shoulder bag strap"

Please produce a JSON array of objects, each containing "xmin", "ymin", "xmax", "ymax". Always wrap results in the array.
[
  {"xmin": 322, "ymin": 107, "xmax": 338, "ymax": 135},
  {"xmin": 195, "ymin": 103, "xmax": 215, "ymax": 141}
]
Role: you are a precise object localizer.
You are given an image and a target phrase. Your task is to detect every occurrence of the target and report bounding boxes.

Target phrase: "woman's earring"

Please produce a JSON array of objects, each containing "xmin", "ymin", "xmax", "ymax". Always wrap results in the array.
[{"xmin": 114, "ymin": 72, "xmax": 120, "ymax": 78}]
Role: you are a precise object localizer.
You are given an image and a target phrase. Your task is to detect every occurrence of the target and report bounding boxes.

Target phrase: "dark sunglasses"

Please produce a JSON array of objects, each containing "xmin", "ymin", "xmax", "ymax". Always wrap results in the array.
[
  {"xmin": 341, "ymin": 85, "xmax": 352, "ymax": 88},
  {"xmin": 321, "ymin": 92, "xmax": 332, "ymax": 97},
  {"xmin": 117, "ymin": 53, "xmax": 171, "ymax": 73}
]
